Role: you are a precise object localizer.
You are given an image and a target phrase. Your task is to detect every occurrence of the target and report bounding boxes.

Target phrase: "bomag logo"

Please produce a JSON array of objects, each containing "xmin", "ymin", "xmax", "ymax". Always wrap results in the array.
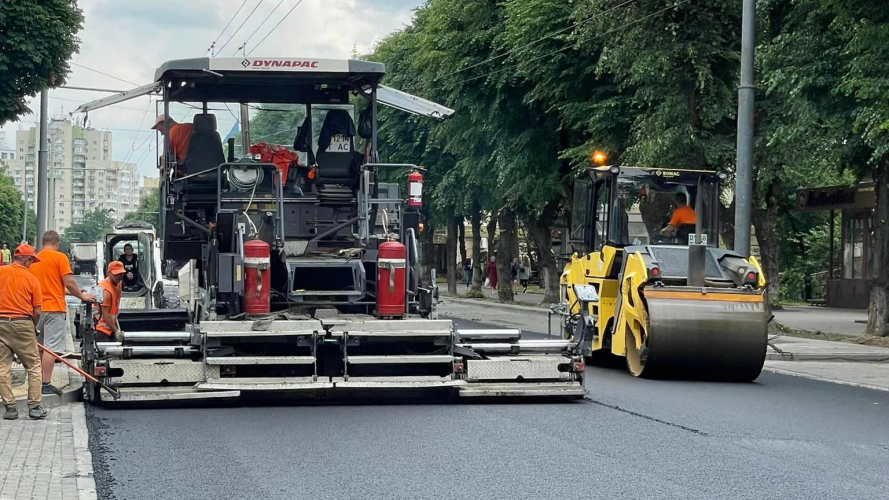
[{"xmin": 252, "ymin": 60, "xmax": 319, "ymax": 69}]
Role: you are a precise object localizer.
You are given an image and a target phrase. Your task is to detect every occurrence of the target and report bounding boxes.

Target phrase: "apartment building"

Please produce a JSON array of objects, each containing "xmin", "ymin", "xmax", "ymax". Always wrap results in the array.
[{"xmin": 0, "ymin": 117, "xmax": 140, "ymax": 231}]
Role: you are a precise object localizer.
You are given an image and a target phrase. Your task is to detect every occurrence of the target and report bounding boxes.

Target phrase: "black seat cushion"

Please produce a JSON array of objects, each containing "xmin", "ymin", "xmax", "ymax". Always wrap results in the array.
[
  {"xmin": 182, "ymin": 114, "xmax": 225, "ymax": 182},
  {"xmin": 315, "ymin": 110, "xmax": 362, "ymax": 187}
]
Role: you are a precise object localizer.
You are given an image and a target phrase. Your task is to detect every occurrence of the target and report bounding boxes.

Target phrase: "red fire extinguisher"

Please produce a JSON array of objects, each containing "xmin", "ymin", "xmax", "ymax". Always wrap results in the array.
[
  {"xmin": 408, "ymin": 169, "xmax": 423, "ymax": 208},
  {"xmin": 377, "ymin": 241, "xmax": 406, "ymax": 317},
  {"xmin": 243, "ymin": 239, "xmax": 271, "ymax": 314}
]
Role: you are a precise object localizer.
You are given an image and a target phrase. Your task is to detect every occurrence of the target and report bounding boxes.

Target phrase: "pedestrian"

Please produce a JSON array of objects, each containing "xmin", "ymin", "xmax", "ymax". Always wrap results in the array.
[
  {"xmin": 0, "ymin": 244, "xmax": 48, "ymax": 420},
  {"xmin": 95, "ymin": 261, "xmax": 126, "ymax": 341},
  {"xmin": 519, "ymin": 256, "xmax": 531, "ymax": 293},
  {"xmin": 510, "ymin": 258, "xmax": 521, "ymax": 292},
  {"xmin": 0, "ymin": 244, "xmax": 10, "ymax": 266},
  {"xmin": 486, "ymin": 257, "xmax": 498, "ymax": 291},
  {"xmin": 30, "ymin": 231, "xmax": 95, "ymax": 395},
  {"xmin": 463, "ymin": 257, "xmax": 473, "ymax": 287}
]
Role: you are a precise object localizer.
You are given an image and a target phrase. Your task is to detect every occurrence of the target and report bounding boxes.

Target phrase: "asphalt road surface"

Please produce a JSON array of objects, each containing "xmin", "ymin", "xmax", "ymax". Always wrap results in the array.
[{"xmin": 87, "ymin": 319, "xmax": 889, "ymax": 500}]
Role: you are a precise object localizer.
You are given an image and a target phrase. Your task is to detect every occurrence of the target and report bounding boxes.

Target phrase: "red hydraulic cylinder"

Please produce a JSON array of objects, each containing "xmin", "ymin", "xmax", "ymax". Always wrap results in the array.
[
  {"xmin": 377, "ymin": 241, "xmax": 406, "ymax": 317},
  {"xmin": 243, "ymin": 239, "xmax": 271, "ymax": 314}
]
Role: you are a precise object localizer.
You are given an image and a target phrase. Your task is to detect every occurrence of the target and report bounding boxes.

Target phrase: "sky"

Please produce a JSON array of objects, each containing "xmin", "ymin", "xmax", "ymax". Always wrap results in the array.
[{"xmin": 2, "ymin": 0, "xmax": 423, "ymax": 181}]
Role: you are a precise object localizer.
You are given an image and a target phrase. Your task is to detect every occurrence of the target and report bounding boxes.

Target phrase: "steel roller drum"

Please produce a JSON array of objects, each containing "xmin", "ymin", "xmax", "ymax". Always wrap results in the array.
[{"xmin": 627, "ymin": 295, "xmax": 769, "ymax": 382}]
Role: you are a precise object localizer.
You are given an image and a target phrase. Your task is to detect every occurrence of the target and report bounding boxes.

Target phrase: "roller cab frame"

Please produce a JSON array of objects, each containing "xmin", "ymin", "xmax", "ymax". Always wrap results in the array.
[{"xmin": 560, "ymin": 166, "xmax": 769, "ymax": 381}]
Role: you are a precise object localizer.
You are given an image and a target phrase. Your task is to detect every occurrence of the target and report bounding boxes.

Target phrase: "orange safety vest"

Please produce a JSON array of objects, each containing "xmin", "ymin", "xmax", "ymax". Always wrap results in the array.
[{"xmin": 94, "ymin": 278, "xmax": 121, "ymax": 336}]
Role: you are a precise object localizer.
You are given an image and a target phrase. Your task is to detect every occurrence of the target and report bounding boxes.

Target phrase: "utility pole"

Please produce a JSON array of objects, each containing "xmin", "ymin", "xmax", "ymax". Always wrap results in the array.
[
  {"xmin": 36, "ymin": 88, "xmax": 49, "ymax": 248},
  {"xmin": 733, "ymin": 0, "xmax": 756, "ymax": 258},
  {"xmin": 21, "ymin": 167, "xmax": 27, "ymax": 244}
]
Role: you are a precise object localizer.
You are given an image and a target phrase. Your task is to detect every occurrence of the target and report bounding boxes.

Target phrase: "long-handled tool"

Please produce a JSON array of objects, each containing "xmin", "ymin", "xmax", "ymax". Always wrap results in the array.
[{"xmin": 37, "ymin": 342, "xmax": 121, "ymax": 400}]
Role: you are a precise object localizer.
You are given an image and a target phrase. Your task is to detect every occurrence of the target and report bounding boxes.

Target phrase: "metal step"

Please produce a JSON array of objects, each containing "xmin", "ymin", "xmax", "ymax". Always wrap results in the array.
[
  {"xmin": 201, "ymin": 320, "xmax": 321, "ymax": 338},
  {"xmin": 205, "ymin": 356, "xmax": 315, "ymax": 365},
  {"xmin": 346, "ymin": 355, "xmax": 454, "ymax": 365},
  {"xmin": 114, "ymin": 388, "xmax": 240, "ymax": 402},
  {"xmin": 458, "ymin": 382, "xmax": 585, "ymax": 398},
  {"xmin": 326, "ymin": 319, "xmax": 453, "ymax": 337},
  {"xmin": 197, "ymin": 377, "xmax": 333, "ymax": 391}
]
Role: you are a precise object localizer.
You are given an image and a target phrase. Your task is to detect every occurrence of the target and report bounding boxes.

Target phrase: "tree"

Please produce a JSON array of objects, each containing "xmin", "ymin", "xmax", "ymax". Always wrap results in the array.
[
  {"xmin": 124, "ymin": 187, "xmax": 160, "ymax": 229},
  {"xmin": 0, "ymin": 172, "xmax": 35, "ymax": 245},
  {"xmin": 0, "ymin": 0, "xmax": 83, "ymax": 123},
  {"xmin": 61, "ymin": 208, "xmax": 116, "ymax": 248}
]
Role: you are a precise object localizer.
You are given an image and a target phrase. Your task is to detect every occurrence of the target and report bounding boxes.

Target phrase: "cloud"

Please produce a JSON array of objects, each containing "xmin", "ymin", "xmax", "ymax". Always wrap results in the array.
[{"xmin": 3, "ymin": 0, "xmax": 423, "ymax": 180}]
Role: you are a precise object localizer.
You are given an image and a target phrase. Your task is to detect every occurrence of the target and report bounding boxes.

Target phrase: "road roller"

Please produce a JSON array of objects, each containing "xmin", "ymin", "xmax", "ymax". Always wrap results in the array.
[{"xmin": 559, "ymin": 165, "xmax": 769, "ymax": 381}]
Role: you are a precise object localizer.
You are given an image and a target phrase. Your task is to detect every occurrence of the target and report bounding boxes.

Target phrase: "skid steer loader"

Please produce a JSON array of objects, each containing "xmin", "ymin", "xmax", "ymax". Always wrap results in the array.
[{"xmin": 560, "ymin": 166, "xmax": 769, "ymax": 381}]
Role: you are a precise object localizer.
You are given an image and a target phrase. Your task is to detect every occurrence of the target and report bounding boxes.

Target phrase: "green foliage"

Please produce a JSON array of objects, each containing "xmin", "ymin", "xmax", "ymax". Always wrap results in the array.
[
  {"xmin": 61, "ymin": 208, "xmax": 115, "ymax": 249},
  {"xmin": 123, "ymin": 187, "xmax": 160, "ymax": 229},
  {"xmin": 0, "ymin": 0, "xmax": 83, "ymax": 123},
  {"xmin": 0, "ymin": 171, "xmax": 35, "ymax": 245}
]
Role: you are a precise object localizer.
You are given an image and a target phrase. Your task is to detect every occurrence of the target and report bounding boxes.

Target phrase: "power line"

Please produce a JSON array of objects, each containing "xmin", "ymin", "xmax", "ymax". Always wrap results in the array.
[
  {"xmin": 216, "ymin": 0, "xmax": 265, "ymax": 55},
  {"xmin": 45, "ymin": 95, "xmax": 150, "ymax": 113},
  {"xmin": 247, "ymin": 0, "xmax": 306, "ymax": 56},
  {"xmin": 122, "ymin": 98, "xmax": 154, "ymax": 164},
  {"xmin": 232, "ymin": 0, "xmax": 286, "ymax": 56},
  {"xmin": 205, "ymin": 0, "xmax": 250, "ymax": 56},
  {"xmin": 441, "ymin": 0, "xmax": 639, "ymax": 79},
  {"xmin": 453, "ymin": 0, "xmax": 688, "ymax": 87},
  {"xmin": 69, "ymin": 62, "xmax": 140, "ymax": 86}
]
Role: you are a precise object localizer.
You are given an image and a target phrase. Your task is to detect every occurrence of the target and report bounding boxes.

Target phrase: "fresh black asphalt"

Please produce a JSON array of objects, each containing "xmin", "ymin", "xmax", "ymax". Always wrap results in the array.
[{"xmin": 86, "ymin": 318, "xmax": 889, "ymax": 499}]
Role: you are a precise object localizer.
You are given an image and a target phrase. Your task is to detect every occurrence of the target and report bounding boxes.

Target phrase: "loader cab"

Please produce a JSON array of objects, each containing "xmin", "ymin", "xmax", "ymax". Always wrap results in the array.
[
  {"xmin": 571, "ymin": 167, "xmax": 723, "ymax": 255},
  {"xmin": 102, "ymin": 222, "xmax": 159, "ymax": 310}
]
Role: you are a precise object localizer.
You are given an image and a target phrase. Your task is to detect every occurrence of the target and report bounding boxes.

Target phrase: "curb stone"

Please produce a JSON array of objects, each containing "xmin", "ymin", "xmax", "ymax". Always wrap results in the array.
[
  {"xmin": 762, "ymin": 366, "xmax": 889, "ymax": 393},
  {"xmin": 72, "ymin": 403, "xmax": 98, "ymax": 500}
]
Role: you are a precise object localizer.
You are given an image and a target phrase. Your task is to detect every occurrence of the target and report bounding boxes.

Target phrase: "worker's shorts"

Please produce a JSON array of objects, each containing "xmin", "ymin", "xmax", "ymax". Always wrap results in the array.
[{"xmin": 37, "ymin": 312, "xmax": 68, "ymax": 354}]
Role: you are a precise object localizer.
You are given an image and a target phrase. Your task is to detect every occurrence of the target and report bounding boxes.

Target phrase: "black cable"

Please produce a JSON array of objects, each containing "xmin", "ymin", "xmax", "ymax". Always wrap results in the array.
[
  {"xmin": 247, "ymin": 0, "xmax": 306, "ymax": 56},
  {"xmin": 216, "ymin": 0, "xmax": 265, "ymax": 55},
  {"xmin": 205, "ymin": 0, "xmax": 250, "ymax": 56},
  {"xmin": 232, "ymin": 0, "xmax": 286, "ymax": 56},
  {"xmin": 70, "ymin": 62, "xmax": 139, "ymax": 86}
]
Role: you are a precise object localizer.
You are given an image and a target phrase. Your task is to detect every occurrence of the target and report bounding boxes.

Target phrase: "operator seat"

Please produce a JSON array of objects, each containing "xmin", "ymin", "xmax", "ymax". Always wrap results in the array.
[
  {"xmin": 675, "ymin": 223, "xmax": 696, "ymax": 243},
  {"xmin": 315, "ymin": 110, "xmax": 363, "ymax": 198},
  {"xmin": 181, "ymin": 113, "xmax": 225, "ymax": 186}
]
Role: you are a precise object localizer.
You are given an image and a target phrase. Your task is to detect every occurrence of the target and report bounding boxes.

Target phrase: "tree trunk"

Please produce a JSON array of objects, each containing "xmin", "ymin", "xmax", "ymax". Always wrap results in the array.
[
  {"xmin": 418, "ymin": 219, "xmax": 436, "ymax": 287},
  {"xmin": 751, "ymin": 183, "xmax": 781, "ymax": 304},
  {"xmin": 457, "ymin": 218, "xmax": 467, "ymax": 266},
  {"xmin": 446, "ymin": 210, "xmax": 458, "ymax": 296},
  {"xmin": 523, "ymin": 203, "xmax": 561, "ymax": 304},
  {"xmin": 496, "ymin": 208, "xmax": 517, "ymax": 302},
  {"xmin": 470, "ymin": 202, "xmax": 484, "ymax": 292},
  {"xmin": 720, "ymin": 199, "xmax": 735, "ymax": 250},
  {"xmin": 486, "ymin": 212, "xmax": 498, "ymax": 254},
  {"xmin": 867, "ymin": 160, "xmax": 889, "ymax": 337}
]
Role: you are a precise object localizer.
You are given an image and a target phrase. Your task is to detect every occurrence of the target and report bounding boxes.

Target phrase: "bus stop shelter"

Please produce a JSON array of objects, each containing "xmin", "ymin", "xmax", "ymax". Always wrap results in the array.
[{"xmin": 796, "ymin": 182, "xmax": 875, "ymax": 309}]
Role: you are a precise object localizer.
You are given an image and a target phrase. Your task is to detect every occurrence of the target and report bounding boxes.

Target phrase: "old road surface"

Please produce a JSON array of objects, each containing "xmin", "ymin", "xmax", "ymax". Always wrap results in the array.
[{"xmin": 86, "ymin": 319, "xmax": 889, "ymax": 500}]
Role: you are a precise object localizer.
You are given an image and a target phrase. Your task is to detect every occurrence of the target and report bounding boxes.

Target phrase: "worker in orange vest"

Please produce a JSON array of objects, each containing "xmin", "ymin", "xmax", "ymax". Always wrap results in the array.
[{"xmin": 95, "ymin": 261, "xmax": 126, "ymax": 341}]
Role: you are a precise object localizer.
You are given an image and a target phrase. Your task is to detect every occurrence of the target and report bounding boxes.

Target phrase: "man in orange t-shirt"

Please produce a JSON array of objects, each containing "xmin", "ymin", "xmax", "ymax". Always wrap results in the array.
[
  {"xmin": 0, "ymin": 244, "xmax": 46, "ymax": 419},
  {"xmin": 30, "ymin": 231, "xmax": 95, "ymax": 395},
  {"xmin": 661, "ymin": 192, "xmax": 697, "ymax": 236},
  {"xmin": 151, "ymin": 115, "xmax": 193, "ymax": 165},
  {"xmin": 95, "ymin": 261, "xmax": 126, "ymax": 341}
]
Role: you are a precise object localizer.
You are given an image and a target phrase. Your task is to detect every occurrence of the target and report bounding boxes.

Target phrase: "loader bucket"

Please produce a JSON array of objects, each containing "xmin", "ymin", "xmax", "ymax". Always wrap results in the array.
[{"xmin": 625, "ymin": 288, "xmax": 769, "ymax": 382}]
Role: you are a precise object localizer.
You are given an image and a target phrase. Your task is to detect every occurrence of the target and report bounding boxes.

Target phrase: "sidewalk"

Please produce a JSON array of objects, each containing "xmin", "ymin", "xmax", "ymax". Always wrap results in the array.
[
  {"xmin": 772, "ymin": 305, "xmax": 867, "ymax": 336},
  {"xmin": 0, "ymin": 403, "xmax": 96, "ymax": 500},
  {"xmin": 438, "ymin": 294, "xmax": 889, "ymax": 392},
  {"xmin": 2, "ymin": 310, "xmax": 97, "ymax": 500}
]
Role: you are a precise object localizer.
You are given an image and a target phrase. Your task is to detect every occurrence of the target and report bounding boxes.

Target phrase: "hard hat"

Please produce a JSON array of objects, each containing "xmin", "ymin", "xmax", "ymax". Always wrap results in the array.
[
  {"xmin": 14, "ymin": 244, "xmax": 40, "ymax": 262},
  {"xmin": 107, "ymin": 261, "xmax": 126, "ymax": 275}
]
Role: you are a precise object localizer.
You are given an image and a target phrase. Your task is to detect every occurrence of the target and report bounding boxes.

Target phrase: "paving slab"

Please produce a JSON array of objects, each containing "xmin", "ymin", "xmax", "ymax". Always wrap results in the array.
[
  {"xmin": 0, "ymin": 403, "xmax": 97, "ymax": 500},
  {"xmin": 768, "ymin": 336, "xmax": 889, "ymax": 362}
]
